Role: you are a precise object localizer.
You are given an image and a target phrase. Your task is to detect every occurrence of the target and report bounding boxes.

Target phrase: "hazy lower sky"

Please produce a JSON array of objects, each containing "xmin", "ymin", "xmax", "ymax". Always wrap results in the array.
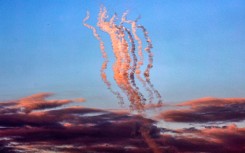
[{"xmin": 1, "ymin": 0, "xmax": 245, "ymax": 107}]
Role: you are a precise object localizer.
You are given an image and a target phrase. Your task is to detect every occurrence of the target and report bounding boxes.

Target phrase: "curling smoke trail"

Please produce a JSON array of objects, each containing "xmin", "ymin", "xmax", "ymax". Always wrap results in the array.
[
  {"xmin": 97, "ymin": 7, "xmax": 144, "ymax": 111},
  {"xmin": 83, "ymin": 11, "xmax": 124, "ymax": 105},
  {"xmin": 124, "ymin": 27, "xmax": 146, "ymax": 105},
  {"xmin": 123, "ymin": 16, "xmax": 154, "ymax": 104},
  {"xmin": 83, "ymin": 6, "xmax": 163, "ymax": 153},
  {"xmin": 84, "ymin": 6, "xmax": 163, "ymax": 111},
  {"xmin": 121, "ymin": 11, "xmax": 146, "ymax": 105},
  {"xmin": 118, "ymin": 25, "xmax": 144, "ymax": 111},
  {"xmin": 138, "ymin": 25, "xmax": 163, "ymax": 105}
]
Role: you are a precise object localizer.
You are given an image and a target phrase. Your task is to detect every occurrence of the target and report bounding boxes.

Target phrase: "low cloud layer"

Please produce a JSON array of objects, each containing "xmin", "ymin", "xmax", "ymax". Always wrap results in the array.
[
  {"xmin": 157, "ymin": 97, "xmax": 245, "ymax": 123},
  {"xmin": 1, "ymin": 92, "xmax": 85, "ymax": 114},
  {"xmin": 0, "ymin": 94, "xmax": 244, "ymax": 152}
]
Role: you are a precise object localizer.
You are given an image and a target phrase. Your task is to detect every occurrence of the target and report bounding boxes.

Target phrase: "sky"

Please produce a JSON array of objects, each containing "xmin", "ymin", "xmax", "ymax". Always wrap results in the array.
[
  {"xmin": 0, "ymin": 1, "xmax": 245, "ymax": 153},
  {"xmin": 1, "ymin": 0, "xmax": 245, "ymax": 106}
]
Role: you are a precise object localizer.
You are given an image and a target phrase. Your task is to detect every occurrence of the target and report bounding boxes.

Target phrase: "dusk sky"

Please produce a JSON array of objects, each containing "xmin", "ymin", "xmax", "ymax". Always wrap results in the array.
[
  {"xmin": 0, "ymin": 1, "xmax": 245, "ymax": 153},
  {"xmin": 1, "ymin": 0, "xmax": 245, "ymax": 104}
]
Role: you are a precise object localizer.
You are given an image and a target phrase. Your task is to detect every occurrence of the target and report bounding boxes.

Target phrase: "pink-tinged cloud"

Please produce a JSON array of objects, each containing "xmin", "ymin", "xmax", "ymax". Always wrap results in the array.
[
  {"xmin": 166, "ymin": 124, "xmax": 245, "ymax": 152},
  {"xmin": 73, "ymin": 98, "xmax": 86, "ymax": 102},
  {"xmin": 4, "ymin": 92, "xmax": 86, "ymax": 113},
  {"xmin": 144, "ymin": 103, "xmax": 163, "ymax": 110},
  {"xmin": 178, "ymin": 97, "xmax": 245, "ymax": 107},
  {"xmin": 157, "ymin": 97, "xmax": 245, "ymax": 123},
  {"xmin": 1, "ymin": 93, "xmax": 244, "ymax": 153}
]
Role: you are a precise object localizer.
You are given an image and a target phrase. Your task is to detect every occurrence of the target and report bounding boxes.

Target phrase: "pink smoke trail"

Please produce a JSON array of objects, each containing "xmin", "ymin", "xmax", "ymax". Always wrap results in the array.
[
  {"xmin": 83, "ymin": 11, "xmax": 124, "ymax": 105},
  {"xmin": 97, "ymin": 7, "xmax": 144, "ymax": 111},
  {"xmin": 123, "ymin": 27, "xmax": 146, "ymax": 105},
  {"xmin": 124, "ymin": 17, "xmax": 154, "ymax": 104},
  {"xmin": 118, "ymin": 24, "xmax": 144, "ymax": 111},
  {"xmin": 138, "ymin": 25, "xmax": 163, "ymax": 104},
  {"xmin": 84, "ymin": 7, "xmax": 163, "ymax": 153}
]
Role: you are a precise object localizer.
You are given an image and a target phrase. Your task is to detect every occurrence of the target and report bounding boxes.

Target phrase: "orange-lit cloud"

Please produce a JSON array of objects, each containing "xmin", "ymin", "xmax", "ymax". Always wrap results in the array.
[
  {"xmin": 73, "ymin": 98, "xmax": 86, "ymax": 102},
  {"xmin": 157, "ymin": 97, "xmax": 245, "ymax": 123},
  {"xmin": 2, "ymin": 93, "xmax": 86, "ymax": 114},
  {"xmin": 179, "ymin": 97, "xmax": 245, "ymax": 107}
]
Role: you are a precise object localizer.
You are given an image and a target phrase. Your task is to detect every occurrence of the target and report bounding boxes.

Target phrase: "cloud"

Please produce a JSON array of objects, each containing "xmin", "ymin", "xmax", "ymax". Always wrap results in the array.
[
  {"xmin": 157, "ymin": 97, "xmax": 245, "ymax": 123},
  {"xmin": 0, "ymin": 93, "xmax": 244, "ymax": 153},
  {"xmin": 0, "ymin": 93, "xmax": 160, "ymax": 152},
  {"xmin": 178, "ymin": 97, "xmax": 245, "ymax": 107},
  {"xmin": 1, "ymin": 93, "xmax": 86, "ymax": 113},
  {"xmin": 73, "ymin": 98, "xmax": 86, "ymax": 102},
  {"xmin": 161, "ymin": 124, "xmax": 245, "ymax": 153},
  {"xmin": 144, "ymin": 103, "xmax": 163, "ymax": 110}
]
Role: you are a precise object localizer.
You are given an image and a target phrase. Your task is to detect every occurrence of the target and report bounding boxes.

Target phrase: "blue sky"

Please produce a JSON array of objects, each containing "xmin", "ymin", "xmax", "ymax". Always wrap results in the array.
[{"xmin": 0, "ymin": 0, "xmax": 245, "ymax": 107}]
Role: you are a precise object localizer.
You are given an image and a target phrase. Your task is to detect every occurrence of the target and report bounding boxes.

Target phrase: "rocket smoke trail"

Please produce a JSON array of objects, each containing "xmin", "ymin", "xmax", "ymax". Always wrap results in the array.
[
  {"xmin": 83, "ymin": 11, "xmax": 124, "ymax": 105},
  {"xmin": 138, "ymin": 25, "xmax": 163, "ymax": 104},
  {"xmin": 118, "ymin": 25, "xmax": 144, "ymax": 111},
  {"xmin": 97, "ymin": 7, "xmax": 144, "ymax": 111},
  {"xmin": 84, "ymin": 6, "xmax": 163, "ymax": 111},
  {"xmin": 123, "ymin": 16, "xmax": 155, "ymax": 104},
  {"xmin": 83, "ymin": 6, "xmax": 163, "ymax": 153},
  {"xmin": 124, "ymin": 27, "xmax": 146, "ymax": 105},
  {"xmin": 120, "ymin": 11, "xmax": 146, "ymax": 105}
]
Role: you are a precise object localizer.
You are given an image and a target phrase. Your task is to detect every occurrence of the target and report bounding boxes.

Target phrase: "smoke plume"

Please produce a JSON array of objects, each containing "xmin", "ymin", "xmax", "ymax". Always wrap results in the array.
[{"xmin": 83, "ymin": 6, "xmax": 163, "ymax": 153}]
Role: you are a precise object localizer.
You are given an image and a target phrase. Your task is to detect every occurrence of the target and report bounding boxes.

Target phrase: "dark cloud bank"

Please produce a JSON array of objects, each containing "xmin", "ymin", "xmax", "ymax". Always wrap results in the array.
[
  {"xmin": 157, "ymin": 97, "xmax": 245, "ymax": 123},
  {"xmin": 0, "ymin": 94, "xmax": 244, "ymax": 153}
]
